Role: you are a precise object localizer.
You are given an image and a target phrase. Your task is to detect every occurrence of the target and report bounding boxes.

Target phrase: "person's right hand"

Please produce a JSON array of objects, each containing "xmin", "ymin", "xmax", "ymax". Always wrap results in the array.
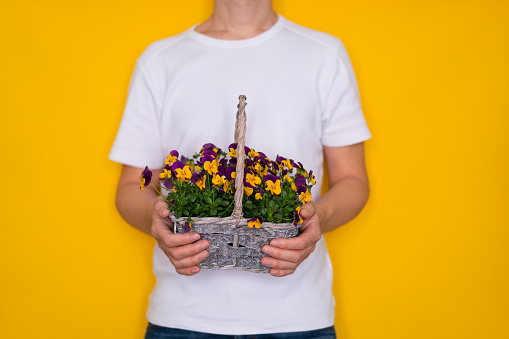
[{"xmin": 150, "ymin": 197, "xmax": 210, "ymax": 275}]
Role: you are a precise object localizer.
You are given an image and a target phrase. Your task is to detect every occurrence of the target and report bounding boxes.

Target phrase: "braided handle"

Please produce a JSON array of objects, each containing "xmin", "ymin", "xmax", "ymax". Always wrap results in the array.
[{"xmin": 231, "ymin": 95, "xmax": 247, "ymax": 221}]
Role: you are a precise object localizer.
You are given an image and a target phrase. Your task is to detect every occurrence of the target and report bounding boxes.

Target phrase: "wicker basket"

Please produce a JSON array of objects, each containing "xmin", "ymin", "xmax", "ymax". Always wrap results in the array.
[{"xmin": 170, "ymin": 95, "xmax": 300, "ymax": 273}]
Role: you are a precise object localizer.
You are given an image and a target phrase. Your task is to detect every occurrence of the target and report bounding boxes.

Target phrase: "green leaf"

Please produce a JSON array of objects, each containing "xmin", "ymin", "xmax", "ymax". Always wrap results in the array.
[
  {"xmin": 268, "ymin": 200, "xmax": 275, "ymax": 208},
  {"xmin": 174, "ymin": 210, "xmax": 182, "ymax": 219},
  {"xmin": 183, "ymin": 209, "xmax": 190, "ymax": 216},
  {"xmin": 204, "ymin": 196, "xmax": 213, "ymax": 204}
]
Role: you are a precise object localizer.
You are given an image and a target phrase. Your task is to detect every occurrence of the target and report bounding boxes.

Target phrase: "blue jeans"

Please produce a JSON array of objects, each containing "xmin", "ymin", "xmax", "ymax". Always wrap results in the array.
[{"xmin": 144, "ymin": 323, "xmax": 336, "ymax": 339}]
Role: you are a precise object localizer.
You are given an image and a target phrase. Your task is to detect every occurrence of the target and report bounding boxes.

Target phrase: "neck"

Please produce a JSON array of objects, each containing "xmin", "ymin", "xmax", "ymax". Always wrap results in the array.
[{"xmin": 195, "ymin": 0, "xmax": 277, "ymax": 40}]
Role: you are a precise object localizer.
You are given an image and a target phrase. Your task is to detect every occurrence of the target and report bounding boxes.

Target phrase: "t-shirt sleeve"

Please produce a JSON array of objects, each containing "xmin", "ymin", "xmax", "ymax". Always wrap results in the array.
[
  {"xmin": 109, "ymin": 60, "xmax": 165, "ymax": 169},
  {"xmin": 321, "ymin": 41, "xmax": 371, "ymax": 147}
]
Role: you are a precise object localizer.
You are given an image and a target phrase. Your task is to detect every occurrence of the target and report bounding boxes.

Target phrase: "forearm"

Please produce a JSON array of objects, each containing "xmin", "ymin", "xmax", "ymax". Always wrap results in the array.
[
  {"xmin": 115, "ymin": 167, "xmax": 163, "ymax": 235},
  {"xmin": 316, "ymin": 176, "xmax": 370, "ymax": 233},
  {"xmin": 115, "ymin": 183, "xmax": 157, "ymax": 235}
]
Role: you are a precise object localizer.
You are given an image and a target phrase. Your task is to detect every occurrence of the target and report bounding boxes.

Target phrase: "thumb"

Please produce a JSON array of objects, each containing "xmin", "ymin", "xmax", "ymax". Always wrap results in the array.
[
  {"xmin": 299, "ymin": 202, "xmax": 316, "ymax": 219},
  {"xmin": 153, "ymin": 198, "xmax": 170, "ymax": 218},
  {"xmin": 159, "ymin": 206, "xmax": 170, "ymax": 218}
]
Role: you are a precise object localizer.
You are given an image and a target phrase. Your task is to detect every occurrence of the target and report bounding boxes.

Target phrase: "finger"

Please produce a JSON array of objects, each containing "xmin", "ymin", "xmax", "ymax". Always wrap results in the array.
[
  {"xmin": 172, "ymin": 249, "xmax": 210, "ymax": 270},
  {"xmin": 261, "ymin": 255, "xmax": 299, "ymax": 271},
  {"xmin": 166, "ymin": 239, "xmax": 210, "ymax": 261},
  {"xmin": 153, "ymin": 198, "xmax": 170, "ymax": 218},
  {"xmin": 269, "ymin": 232, "xmax": 318, "ymax": 251},
  {"xmin": 176, "ymin": 265, "xmax": 201, "ymax": 276},
  {"xmin": 269, "ymin": 268, "xmax": 295, "ymax": 277},
  {"xmin": 261, "ymin": 245, "xmax": 304, "ymax": 264},
  {"xmin": 153, "ymin": 225, "xmax": 201, "ymax": 248}
]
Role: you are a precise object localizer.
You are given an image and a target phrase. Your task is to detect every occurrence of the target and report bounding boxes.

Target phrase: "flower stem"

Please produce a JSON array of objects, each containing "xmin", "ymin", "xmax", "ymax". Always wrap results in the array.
[
  {"xmin": 150, "ymin": 181, "xmax": 165, "ymax": 199},
  {"xmin": 220, "ymin": 199, "xmax": 235, "ymax": 217}
]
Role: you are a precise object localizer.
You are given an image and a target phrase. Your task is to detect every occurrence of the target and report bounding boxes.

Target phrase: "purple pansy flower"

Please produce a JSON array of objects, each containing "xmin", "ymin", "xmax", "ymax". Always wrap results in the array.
[
  {"xmin": 297, "ymin": 185, "xmax": 307, "ymax": 195},
  {"xmin": 201, "ymin": 154, "xmax": 214, "ymax": 164},
  {"xmin": 202, "ymin": 149, "xmax": 217, "ymax": 159},
  {"xmin": 163, "ymin": 178, "xmax": 174, "ymax": 190},
  {"xmin": 170, "ymin": 161, "xmax": 185, "ymax": 172},
  {"xmin": 224, "ymin": 166, "xmax": 235, "ymax": 179},
  {"xmin": 140, "ymin": 166, "xmax": 152, "ymax": 190},
  {"xmin": 190, "ymin": 172, "xmax": 201, "ymax": 184},
  {"xmin": 217, "ymin": 165, "xmax": 226, "ymax": 177},
  {"xmin": 293, "ymin": 209, "xmax": 302, "ymax": 226},
  {"xmin": 276, "ymin": 155, "xmax": 286, "ymax": 164},
  {"xmin": 254, "ymin": 155, "xmax": 270, "ymax": 167},
  {"xmin": 202, "ymin": 143, "xmax": 217, "ymax": 151},
  {"xmin": 263, "ymin": 174, "xmax": 279, "ymax": 183},
  {"xmin": 184, "ymin": 221, "xmax": 192, "ymax": 233},
  {"xmin": 247, "ymin": 216, "xmax": 263, "ymax": 229},
  {"xmin": 294, "ymin": 174, "xmax": 307, "ymax": 187},
  {"xmin": 228, "ymin": 143, "xmax": 250, "ymax": 154}
]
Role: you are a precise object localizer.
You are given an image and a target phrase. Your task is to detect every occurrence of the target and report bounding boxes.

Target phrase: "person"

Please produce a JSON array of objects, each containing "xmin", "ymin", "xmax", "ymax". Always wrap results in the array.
[{"xmin": 109, "ymin": 0, "xmax": 371, "ymax": 338}]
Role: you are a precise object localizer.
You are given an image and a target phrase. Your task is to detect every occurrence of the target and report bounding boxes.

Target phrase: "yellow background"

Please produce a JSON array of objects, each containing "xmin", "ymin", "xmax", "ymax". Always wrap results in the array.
[{"xmin": 1, "ymin": 1, "xmax": 508, "ymax": 338}]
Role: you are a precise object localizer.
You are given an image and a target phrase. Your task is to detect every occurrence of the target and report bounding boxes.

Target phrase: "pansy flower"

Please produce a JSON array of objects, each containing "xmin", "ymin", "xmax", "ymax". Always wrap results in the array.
[
  {"xmin": 264, "ymin": 174, "xmax": 281, "ymax": 195},
  {"xmin": 247, "ymin": 216, "xmax": 263, "ymax": 229},
  {"xmin": 190, "ymin": 172, "xmax": 206, "ymax": 191},
  {"xmin": 296, "ymin": 185, "xmax": 307, "ymax": 195},
  {"xmin": 175, "ymin": 165, "xmax": 192, "ymax": 182},
  {"xmin": 201, "ymin": 143, "xmax": 217, "ymax": 152},
  {"xmin": 243, "ymin": 181, "xmax": 254, "ymax": 196},
  {"xmin": 202, "ymin": 149, "xmax": 217, "ymax": 159},
  {"xmin": 224, "ymin": 166, "xmax": 235, "ymax": 180},
  {"xmin": 212, "ymin": 174, "xmax": 225, "ymax": 186},
  {"xmin": 309, "ymin": 170, "xmax": 316, "ymax": 185},
  {"xmin": 165, "ymin": 150, "xmax": 179, "ymax": 166},
  {"xmin": 228, "ymin": 143, "xmax": 251, "ymax": 158},
  {"xmin": 245, "ymin": 172, "xmax": 261, "ymax": 187},
  {"xmin": 184, "ymin": 221, "xmax": 192, "ymax": 233},
  {"xmin": 283, "ymin": 159, "xmax": 294, "ymax": 171},
  {"xmin": 203, "ymin": 158, "xmax": 218, "ymax": 175},
  {"xmin": 140, "ymin": 166, "xmax": 152, "ymax": 191},
  {"xmin": 163, "ymin": 178, "xmax": 175, "ymax": 191},
  {"xmin": 248, "ymin": 149, "xmax": 259, "ymax": 158},
  {"xmin": 299, "ymin": 188, "xmax": 312, "ymax": 204},
  {"xmin": 159, "ymin": 168, "xmax": 170, "ymax": 180},
  {"xmin": 255, "ymin": 188, "xmax": 263, "ymax": 200},
  {"xmin": 228, "ymin": 143, "xmax": 238, "ymax": 158},
  {"xmin": 294, "ymin": 174, "xmax": 307, "ymax": 188},
  {"xmin": 293, "ymin": 206, "xmax": 303, "ymax": 226},
  {"xmin": 223, "ymin": 180, "xmax": 233, "ymax": 193}
]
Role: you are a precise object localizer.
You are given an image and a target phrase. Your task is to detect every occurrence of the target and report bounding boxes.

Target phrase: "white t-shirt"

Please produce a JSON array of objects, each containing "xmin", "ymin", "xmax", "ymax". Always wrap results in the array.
[{"xmin": 109, "ymin": 15, "xmax": 371, "ymax": 335}]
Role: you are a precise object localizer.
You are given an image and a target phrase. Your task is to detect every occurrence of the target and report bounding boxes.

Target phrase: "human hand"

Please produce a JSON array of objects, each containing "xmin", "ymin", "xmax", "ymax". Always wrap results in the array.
[
  {"xmin": 261, "ymin": 201, "xmax": 322, "ymax": 277},
  {"xmin": 150, "ymin": 197, "xmax": 210, "ymax": 275}
]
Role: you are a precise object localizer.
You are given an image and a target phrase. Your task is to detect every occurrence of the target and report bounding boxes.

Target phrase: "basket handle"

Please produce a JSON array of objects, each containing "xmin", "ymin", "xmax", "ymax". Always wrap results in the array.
[{"xmin": 231, "ymin": 95, "xmax": 247, "ymax": 220}]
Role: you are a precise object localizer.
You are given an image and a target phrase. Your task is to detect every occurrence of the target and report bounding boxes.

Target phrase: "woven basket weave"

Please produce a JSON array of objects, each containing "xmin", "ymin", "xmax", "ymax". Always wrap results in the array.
[{"xmin": 170, "ymin": 95, "xmax": 300, "ymax": 273}]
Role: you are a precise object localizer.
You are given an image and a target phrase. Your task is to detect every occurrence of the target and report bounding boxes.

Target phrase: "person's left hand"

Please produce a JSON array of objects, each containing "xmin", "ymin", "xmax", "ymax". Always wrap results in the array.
[{"xmin": 261, "ymin": 201, "xmax": 322, "ymax": 277}]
